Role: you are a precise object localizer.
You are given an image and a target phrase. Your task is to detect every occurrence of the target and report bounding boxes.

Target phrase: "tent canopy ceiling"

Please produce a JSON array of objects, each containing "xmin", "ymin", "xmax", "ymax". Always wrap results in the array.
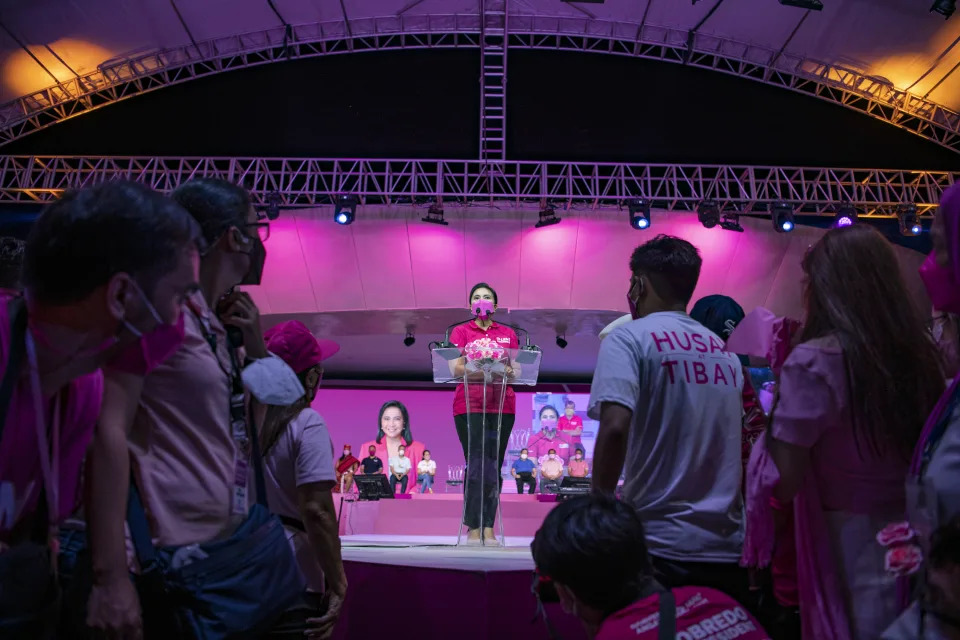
[{"xmin": 0, "ymin": 0, "xmax": 958, "ymax": 131}]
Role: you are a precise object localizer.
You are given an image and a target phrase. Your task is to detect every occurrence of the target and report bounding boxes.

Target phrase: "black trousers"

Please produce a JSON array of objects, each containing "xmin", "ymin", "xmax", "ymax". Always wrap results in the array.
[
  {"xmin": 389, "ymin": 474, "xmax": 408, "ymax": 494},
  {"xmin": 515, "ymin": 473, "xmax": 536, "ymax": 494},
  {"xmin": 650, "ymin": 555, "xmax": 752, "ymax": 610},
  {"xmin": 454, "ymin": 412, "xmax": 515, "ymax": 529}
]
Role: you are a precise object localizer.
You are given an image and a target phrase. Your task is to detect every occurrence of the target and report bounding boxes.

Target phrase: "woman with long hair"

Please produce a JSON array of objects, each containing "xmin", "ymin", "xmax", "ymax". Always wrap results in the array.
[
  {"xmin": 359, "ymin": 400, "xmax": 426, "ymax": 493},
  {"xmin": 260, "ymin": 320, "xmax": 346, "ymax": 638},
  {"xmin": 743, "ymin": 224, "xmax": 944, "ymax": 640},
  {"xmin": 450, "ymin": 282, "xmax": 520, "ymax": 545}
]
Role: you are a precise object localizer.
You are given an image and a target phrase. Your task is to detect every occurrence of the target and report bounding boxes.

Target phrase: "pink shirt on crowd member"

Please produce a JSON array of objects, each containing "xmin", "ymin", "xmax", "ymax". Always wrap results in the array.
[
  {"xmin": 557, "ymin": 414, "xmax": 583, "ymax": 449},
  {"xmin": 568, "ymin": 459, "xmax": 589, "ymax": 477},
  {"xmin": 359, "ymin": 438, "xmax": 425, "ymax": 494},
  {"xmin": 596, "ymin": 586, "xmax": 770, "ymax": 640},
  {"xmin": 527, "ymin": 430, "xmax": 572, "ymax": 465},
  {"xmin": 450, "ymin": 320, "xmax": 519, "ymax": 416},
  {"xmin": 0, "ymin": 295, "xmax": 104, "ymax": 543},
  {"xmin": 128, "ymin": 293, "xmax": 245, "ymax": 547},
  {"xmin": 263, "ymin": 408, "xmax": 336, "ymax": 592},
  {"xmin": 744, "ymin": 336, "xmax": 907, "ymax": 640}
]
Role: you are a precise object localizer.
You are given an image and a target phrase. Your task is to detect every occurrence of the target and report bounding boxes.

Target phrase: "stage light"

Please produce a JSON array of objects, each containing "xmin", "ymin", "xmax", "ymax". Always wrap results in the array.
[
  {"xmin": 334, "ymin": 194, "xmax": 357, "ymax": 225},
  {"xmin": 422, "ymin": 203, "xmax": 448, "ymax": 226},
  {"xmin": 771, "ymin": 202, "xmax": 795, "ymax": 233},
  {"xmin": 263, "ymin": 191, "xmax": 282, "ymax": 221},
  {"xmin": 931, "ymin": 0, "xmax": 955, "ymax": 18},
  {"xmin": 834, "ymin": 203, "xmax": 858, "ymax": 228},
  {"xmin": 898, "ymin": 203, "xmax": 922, "ymax": 236},
  {"xmin": 556, "ymin": 335, "xmax": 567, "ymax": 349},
  {"xmin": 779, "ymin": 0, "xmax": 823, "ymax": 9},
  {"xmin": 697, "ymin": 200, "xmax": 721, "ymax": 229},
  {"xmin": 627, "ymin": 198, "xmax": 651, "ymax": 230},
  {"xmin": 535, "ymin": 206, "xmax": 561, "ymax": 229},
  {"xmin": 719, "ymin": 213, "xmax": 744, "ymax": 232},
  {"xmin": 403, "ymin": 332, "xmax": 416, "ymax": 347}
]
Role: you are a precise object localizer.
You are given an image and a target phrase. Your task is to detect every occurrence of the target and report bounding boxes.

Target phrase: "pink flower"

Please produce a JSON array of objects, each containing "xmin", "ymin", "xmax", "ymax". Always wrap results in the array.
[
  {"xmin": 884, "ymin": 544, "xmax": 922, "ymax": 576},
  {"xmin": 877, "ymin": 522, "xmax": 917, "ymax": 547}
]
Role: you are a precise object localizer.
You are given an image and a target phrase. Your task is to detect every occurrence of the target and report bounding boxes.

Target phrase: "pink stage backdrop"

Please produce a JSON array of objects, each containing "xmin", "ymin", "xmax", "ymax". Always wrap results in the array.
[{"xmin": 313, "ymin": 387, "xmax": 536, "ymax": 486}]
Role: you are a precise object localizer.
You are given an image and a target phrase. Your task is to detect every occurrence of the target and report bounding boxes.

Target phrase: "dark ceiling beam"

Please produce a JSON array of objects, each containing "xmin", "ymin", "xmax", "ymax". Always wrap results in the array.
[
  {"xmin": 0, "ymin": 19, "xmax": 68, "ymax": 91},
  {"xmin": 168, "ymin": 0, "xmax": 203, "ymax": 58}
]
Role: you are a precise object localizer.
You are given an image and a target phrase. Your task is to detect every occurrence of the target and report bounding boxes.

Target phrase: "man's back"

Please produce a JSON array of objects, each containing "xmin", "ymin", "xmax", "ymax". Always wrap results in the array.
[{"xmin": 589, "ymin": 312, "xmax": 744, "ymax": 562}]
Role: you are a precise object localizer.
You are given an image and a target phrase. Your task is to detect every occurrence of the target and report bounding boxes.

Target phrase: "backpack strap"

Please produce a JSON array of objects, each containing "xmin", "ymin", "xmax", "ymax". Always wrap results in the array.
[
  {"xmin": 0, "ymin": 296, "xmax": 28, "ymax": 439},
  {"xmin": 657, "ymin": 589, "xmax": 676, "ymax": 640}
]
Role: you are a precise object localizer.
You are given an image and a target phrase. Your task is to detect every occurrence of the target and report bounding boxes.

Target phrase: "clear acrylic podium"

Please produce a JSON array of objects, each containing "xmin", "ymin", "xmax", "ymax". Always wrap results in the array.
[{"xmin": 432, "ymin": 346, "xmax": 541, "ymax": 546}]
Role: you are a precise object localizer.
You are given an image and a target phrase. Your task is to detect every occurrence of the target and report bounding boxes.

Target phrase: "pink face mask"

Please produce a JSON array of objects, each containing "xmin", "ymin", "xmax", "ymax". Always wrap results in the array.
[
  {"xmin": 541, "ymin": 417, "xmax": 557, "ymax": 430},
  {"xmin": 920, "ymin": 253, "xmax": 960, "ymax": 315},
  {"xmin": 472, "ymin": 299, "xmax": 495, "ymax": 319},
  {"xmin": 106, "ymin": 313, "xmax": 185, "ymax": 376}
]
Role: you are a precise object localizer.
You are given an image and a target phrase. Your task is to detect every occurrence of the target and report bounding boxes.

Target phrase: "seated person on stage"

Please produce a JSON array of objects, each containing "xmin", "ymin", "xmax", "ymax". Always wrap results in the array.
[
  {"xmin": 360, "ymin": 400, "xmax": 426, "ymax": 493},
  {"xmin": 359, "ymin": 445, "xmax": 384, "ymax": 475},
  {"xmin": 511, "ymin": 448, "xmax": 537, "ymax": 494},
  {"xmin": 388, "ymin": 445, "xmax": 412, "ymax": 494},
  {"xmin": 532, "ymin": 495, "xmax": 770, "ymax": 640},
  {"xmin": 568, "ymin": 448, "xmax": 589, "ymax": 478},
  {"xmin": 334, "ymin": 445, "xmax": 360, "ymax": 493},
  {"xmin": 558, "ymin": 399, "xmax": 584, "ymax": 450},
  {"xmin": 528, "ymin": 405, "xmax": 573, "ymax": 464},
  {"xmin": 539, "ymin": 449, "xmax": 564, "ymax": 493},
  {"xmin": 417, "ymin": 450, "xmax": 437, "ymax": 493}
]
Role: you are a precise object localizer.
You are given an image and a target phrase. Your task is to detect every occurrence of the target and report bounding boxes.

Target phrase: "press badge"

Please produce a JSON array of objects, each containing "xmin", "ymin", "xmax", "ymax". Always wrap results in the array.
[{"xmin": 232, "ymin": 456, "xmax": 249, "ymax": 515}]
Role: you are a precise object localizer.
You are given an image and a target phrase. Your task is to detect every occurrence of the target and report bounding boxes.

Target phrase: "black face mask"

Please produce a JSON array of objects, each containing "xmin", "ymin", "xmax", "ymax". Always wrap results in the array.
[{"xmin": 239, "ymin": 236, "xmax": 266, "ymax": 286}]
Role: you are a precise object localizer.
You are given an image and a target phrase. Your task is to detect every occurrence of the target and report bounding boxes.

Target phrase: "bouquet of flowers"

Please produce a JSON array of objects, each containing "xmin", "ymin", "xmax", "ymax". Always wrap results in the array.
[{"xmin": 463, "ymin": 337, "xmax": 506, "ymax": 365}]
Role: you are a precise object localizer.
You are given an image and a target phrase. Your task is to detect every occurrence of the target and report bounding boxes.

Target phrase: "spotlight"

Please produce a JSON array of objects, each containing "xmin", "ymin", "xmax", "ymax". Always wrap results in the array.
[
  {"xmin": 898, "ymin": 203, "xmax": 922, "ymax": 236},
  {"xmin": 697, "ymin": 200, "xmax": 721, "ymax": 229},
  {"xmin": 771, "ymin": 202, "xmax": 795, "ymax": 233},
  {"xmin": 334, "ymin": 194, "xmax": 357, "ymax": 225},
  {"xmin": 535, "ymin": 206, "xmax": 561, "ymax": 229},
  {"xmin": 263, "ymin": 191, "xmax": 282, "ymax": 221},
  {"xmin": 833, "ymin": 203, "xmax": 858, "ymax": 228},
  {"xmin": 719, "ymin": 213, "xmax": 744, "ymax": 232},
  {"xmin": 422, "ymin": 203, "xmax": 448, "ymax": 226},
  {"xmin": 627, "ymin": 198, "xmax": 651, "ymax": 230},
  {"xmin": 779, "ymin": 0, "xmax": 823, "ymax": 9},
  {"xmin": 556, "ymin": 334, "xmax": 567, "ymax": 349},
  {"xmin": 403, "ymin": 332, "xmax": 416, "ymax": 347},
  {"xmin": 931, "ymin": 0, "xmax": 955, "ymax": 18}
]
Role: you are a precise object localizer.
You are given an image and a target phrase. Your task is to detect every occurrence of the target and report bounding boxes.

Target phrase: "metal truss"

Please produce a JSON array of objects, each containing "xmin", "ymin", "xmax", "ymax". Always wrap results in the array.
[
  {"xmin": 480, "ymin": 0, "xmax": 508, "ymax": 161},
  {"xmin": 0, "ymin": 15, "xmax": 958, "ymax": 154},
  {"xmin": 0, "ymin": 155, "xmax": 954, "ymax": 216}
]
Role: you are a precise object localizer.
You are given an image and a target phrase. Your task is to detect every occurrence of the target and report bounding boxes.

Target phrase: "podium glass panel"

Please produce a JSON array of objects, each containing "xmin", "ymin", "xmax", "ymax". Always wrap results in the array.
[{"xmin": 432, "ymin": 347, "xmax": 541, "ymax": 546}]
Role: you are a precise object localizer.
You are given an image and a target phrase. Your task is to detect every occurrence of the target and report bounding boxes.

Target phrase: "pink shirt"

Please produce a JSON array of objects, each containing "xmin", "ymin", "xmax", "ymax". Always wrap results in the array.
[
  {"xmin": 527, "ymin": 430, "xmax": 573, "ymax": 465},
  {"xmin": 568, "ymin": 459, "xmax": 589, "ymax": 477},
  {"xmin": 596, "ymin": 587, "xmax": 769, "ymax": 640},
  {"xmin": 129, "ymin": 294, "xmax": 243, "ymax": 547},
  {"xmin": 772, "ymin": 336, "xmax": 908, "ymax": 514},
  {"xmin": 558, "ymin": 415, "xmax": 583, "ymax": 438},
  {"xmin": 0, "ymin": 296, "xmax": 103, "ymax": 542},
  {"xmin": 359, "ymin": 438, "xmax": 426, "ymax": 494},
  {"xmin": 450, "ymin": 321, "xmax": 519, "ymax": 416}
]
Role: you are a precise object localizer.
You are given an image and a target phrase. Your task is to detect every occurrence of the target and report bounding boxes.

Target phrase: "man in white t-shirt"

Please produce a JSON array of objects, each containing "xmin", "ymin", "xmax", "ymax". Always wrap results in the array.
[
  {"xmin": 589, "ymin": 234, "xmax": 747, "ymax": 603},
  {"xmin": 389, "ymin": 446, "xmax": 413, "ymax": 494}
]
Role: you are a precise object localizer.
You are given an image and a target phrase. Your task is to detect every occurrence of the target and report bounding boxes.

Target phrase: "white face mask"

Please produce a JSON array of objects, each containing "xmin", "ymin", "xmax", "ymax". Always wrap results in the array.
[
  {"xmin": 575, "ymin": 454, "xmax": 582, "ymax": 460},
  {"xmin": 548, "ymin": 454, "xmax": 556, "ymax": 460},
  {"xmin": 520, "ymin": 453, "xmax": 528, "ymax": 460},
  {"xmin": 343, "ymin": 450, "xmax": 351, "ymax": 456},
  {"xmin": 398, "ymin": 450, "xmax": 406, "ymax": 457}
]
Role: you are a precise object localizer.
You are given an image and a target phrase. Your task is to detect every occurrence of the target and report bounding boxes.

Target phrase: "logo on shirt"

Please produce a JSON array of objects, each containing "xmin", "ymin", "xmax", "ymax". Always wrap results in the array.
[{"xmin": 496, "ymin": 337, "xmax": 511, "ymax": 344}]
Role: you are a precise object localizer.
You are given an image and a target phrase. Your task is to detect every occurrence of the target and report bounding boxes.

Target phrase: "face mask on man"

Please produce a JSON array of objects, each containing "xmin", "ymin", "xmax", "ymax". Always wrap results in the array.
[
  {"xmin": 548, "ymin": 454, "xmax": 556, "ymax": 460},
  {"xmin": 920, "ymin": 253, "xmax": 960, "ymax": 315},
  {"xmin": 369, "ymin": 448, "xmax": 377, "ymax": 457},
  {"xmin": 575, "ymin": 453, "xmax": 582, "ymax": 460},
  {"xmin": 239, "ymin": 232, "xmax": 267, "ymax": 286},
  {"xmin": 520, "ymin": 453, "xmax": 528, "ymax": 460}
]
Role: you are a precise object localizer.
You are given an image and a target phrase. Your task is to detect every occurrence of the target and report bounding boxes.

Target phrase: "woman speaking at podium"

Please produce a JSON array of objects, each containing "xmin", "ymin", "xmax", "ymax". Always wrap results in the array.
[{"xmin": 450, "ymin": 283, "xmax": 520, "ymax": 545}]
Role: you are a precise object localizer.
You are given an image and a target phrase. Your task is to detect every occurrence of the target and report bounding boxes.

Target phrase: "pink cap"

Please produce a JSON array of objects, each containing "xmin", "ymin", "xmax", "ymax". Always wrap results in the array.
[{"xmin": 264, "ymin": 320, "xmax": 339, "ymax": 374}]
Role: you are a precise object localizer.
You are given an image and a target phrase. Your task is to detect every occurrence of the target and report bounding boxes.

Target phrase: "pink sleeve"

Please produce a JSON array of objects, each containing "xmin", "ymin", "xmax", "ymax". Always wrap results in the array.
[
  {"xmin": 770, "ymin": 346, "xmax": 837, "ymax": 449},
  {"xmin": 450, "ymin": 324, "xmax": 465, "ymax": 348}
]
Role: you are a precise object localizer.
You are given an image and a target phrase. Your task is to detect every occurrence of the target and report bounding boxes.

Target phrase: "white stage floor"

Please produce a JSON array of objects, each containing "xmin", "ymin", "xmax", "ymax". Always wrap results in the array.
[{"xmin": 341, "ymin": 534, "xmax": 535, "ymax": 571}]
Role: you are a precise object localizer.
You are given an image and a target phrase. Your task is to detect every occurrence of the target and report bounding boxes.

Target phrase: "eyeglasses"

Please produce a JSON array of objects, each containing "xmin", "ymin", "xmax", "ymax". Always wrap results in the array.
[{"xmin": 245, "ymin": 223, "xmax": 270, "ymax": 243}]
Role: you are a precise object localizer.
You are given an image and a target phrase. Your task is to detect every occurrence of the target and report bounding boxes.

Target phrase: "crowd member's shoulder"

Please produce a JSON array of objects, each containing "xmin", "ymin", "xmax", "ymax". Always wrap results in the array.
[
  {"xmin": 296, "ymin": 407, "xmax": 329, "ymax": 431},
  {"xmin": 782, "ymin": 335, "xmax": 844, "ymax": 379}
]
